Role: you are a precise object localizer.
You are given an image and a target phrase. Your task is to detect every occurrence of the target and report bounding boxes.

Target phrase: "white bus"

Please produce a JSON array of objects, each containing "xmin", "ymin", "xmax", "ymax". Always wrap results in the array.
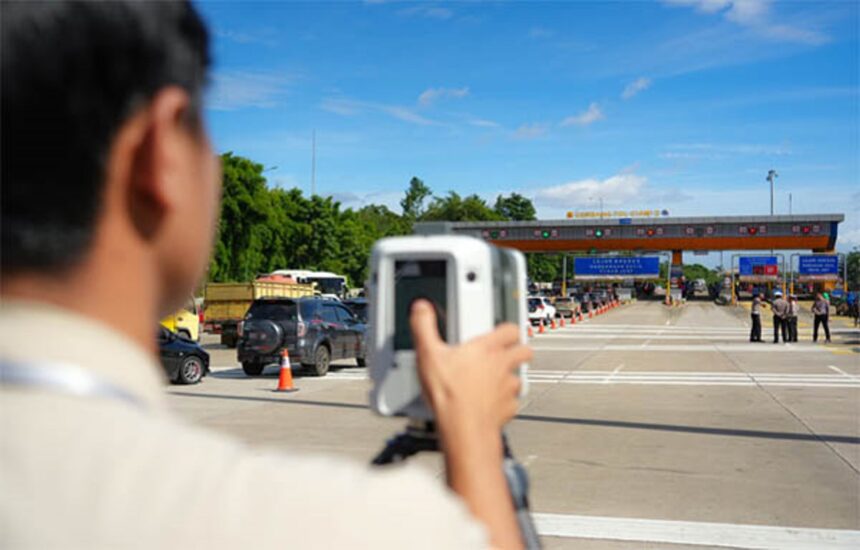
[{"xmin": 269, "ymin": 269, "xmax": 348, "ymax": 298}]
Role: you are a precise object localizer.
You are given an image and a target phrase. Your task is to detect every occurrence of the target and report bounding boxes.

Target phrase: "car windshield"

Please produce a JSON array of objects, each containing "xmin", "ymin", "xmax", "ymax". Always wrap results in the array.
[
  {"xmin": 246, "ymin": 302, "xmax": 298, "ymax": 321},
  {"xmin": 311, "ymin": 277, "xmax": 345, "ymax": 295},
  {"xmin": 346, "ymin": 302, "xmax": 368, "ymax": 321}
]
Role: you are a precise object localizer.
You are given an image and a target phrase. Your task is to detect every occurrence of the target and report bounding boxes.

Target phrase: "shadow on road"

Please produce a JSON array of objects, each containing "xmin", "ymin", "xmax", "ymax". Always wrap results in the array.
[{"xmin": 167, "ymin": 391, "xmax": 860, "ymax": 445}]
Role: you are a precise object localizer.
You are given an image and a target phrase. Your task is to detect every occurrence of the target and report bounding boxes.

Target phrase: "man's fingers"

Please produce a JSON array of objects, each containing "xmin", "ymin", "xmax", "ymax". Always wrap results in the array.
[
  {"xmin": 501, "ymin": 344, "xmax": 533, "ymax": 368},
  {"xmin": 409, "ymin": 299, "xmax": 443, "ymax": 353},
  {"xmin": 475, "ymin": 323, "xmax": 521, "ymax": 350}
]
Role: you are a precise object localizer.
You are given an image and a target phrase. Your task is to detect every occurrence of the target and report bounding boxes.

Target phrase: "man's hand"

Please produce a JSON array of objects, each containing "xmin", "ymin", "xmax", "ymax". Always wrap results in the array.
[
  {"xmin": 409, "ymin": 300, "xmax": 531, "ymax": 431},
  {"xmin": 409, "ymin": 299, "xmax": 531, "ymax": 550}
]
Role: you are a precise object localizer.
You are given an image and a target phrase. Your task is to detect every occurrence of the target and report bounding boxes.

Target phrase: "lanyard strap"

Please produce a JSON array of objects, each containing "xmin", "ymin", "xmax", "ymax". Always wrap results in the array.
[{"xmin": 0, "ymin": 359, "xmax": 146, "ymax": 411}]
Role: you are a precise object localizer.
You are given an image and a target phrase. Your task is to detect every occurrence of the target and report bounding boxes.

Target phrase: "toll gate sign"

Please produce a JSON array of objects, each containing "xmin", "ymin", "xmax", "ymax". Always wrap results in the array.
[
  {"xmin": 574, "ymin": 256, "xmax": 660, "ymax": 280},
  {"xmin": 738, "ymin": 256, "xmax": 779, "ymax": 282},
  {"xmin": 798, "ymin": 255, "xmax": 839, "ymax": 281}
]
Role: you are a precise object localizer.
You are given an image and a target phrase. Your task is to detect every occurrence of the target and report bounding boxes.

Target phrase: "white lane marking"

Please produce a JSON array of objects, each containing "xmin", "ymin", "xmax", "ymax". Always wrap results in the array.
[
  {"xmin": 317, "ymin": 370, "xmax": 860, "ymax": 388},
  {"xmin": 540, "ymin": 334, "xmax": 811, "ymax": 341},
  {"xmin": 828, "ymin": 365, "xmax": 858, "ymax": 379},
  {"xmin": 603, "ymin": 363, "xmax": 624, "ymax": 384},
  {"xmin": 532, "ymin": 512, "xmax": 860, "ymax": 549},
  {"xmin": 532, "ymin": 344, "xmax": 827, "ymax": 353},
  {"xmin": 529, "ymin": 380, "xmax": 860, "ymax": 388}
]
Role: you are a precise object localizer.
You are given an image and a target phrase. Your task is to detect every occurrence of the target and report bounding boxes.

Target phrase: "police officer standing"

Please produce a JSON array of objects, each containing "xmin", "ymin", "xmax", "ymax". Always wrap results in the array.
[
  {"xmin": 771, "ymin": 290, "xmax": 789, "ymax": 344},
  {"xmin": 812, "ymin": 292, "xmax": 832, "ymax": 343},
  {"xmin": 787, "ymin": 294, "xmax": 799, "ymax": 342},
  {"xmin": 750, "ymin": 293, "xmax": 764, "ymax": 342}
]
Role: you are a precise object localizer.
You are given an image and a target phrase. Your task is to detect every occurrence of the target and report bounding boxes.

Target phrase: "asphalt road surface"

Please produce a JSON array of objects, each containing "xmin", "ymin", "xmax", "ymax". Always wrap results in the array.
[{"xmin": 168, "ymin": 301, "xmax": 860, "ymax": 549}]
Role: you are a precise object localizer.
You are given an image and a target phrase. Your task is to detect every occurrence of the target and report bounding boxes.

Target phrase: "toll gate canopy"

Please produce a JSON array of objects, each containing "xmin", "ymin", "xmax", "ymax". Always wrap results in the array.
[{"xmin": 415, "ymin": 214, "xmax": 843, "ymax": 254}]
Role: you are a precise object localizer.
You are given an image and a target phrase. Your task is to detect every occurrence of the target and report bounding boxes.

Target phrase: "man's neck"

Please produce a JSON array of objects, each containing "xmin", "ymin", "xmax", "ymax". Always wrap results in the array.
[{"xmin": 1, "ymin": 260, "xmax": 159, "ymax": 355}]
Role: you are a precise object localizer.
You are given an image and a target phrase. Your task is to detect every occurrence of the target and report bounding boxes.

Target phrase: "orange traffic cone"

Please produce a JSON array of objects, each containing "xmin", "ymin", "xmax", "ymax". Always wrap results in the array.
[
  {"xmin": 538, "ymin": 321, "xmax": 546, "ymax": 334},
  {"xmin": 527, "ymin": 325, "xmax": 534, "ymax": 338},
  {"xmin": 275, "ymin": 349, "xmax": 298, "ymax": 393},
  {"xmin": 570, "ymin": 313, "xmax": 576, "ymax": 324},
  {"xmin": 550, "ymin": 318, "xmax": 557, "ymax": 330},
  {"xmin": 588, "ymin": 309, "xmax": 593, "ymax": 319},
  {"xmin": 559, "ymin": 316, "xmax": 565, "ymax": 328}
]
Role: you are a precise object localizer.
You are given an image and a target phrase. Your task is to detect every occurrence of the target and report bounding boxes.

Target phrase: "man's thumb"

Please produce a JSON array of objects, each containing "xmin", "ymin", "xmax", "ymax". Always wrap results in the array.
[{"xmin": 409, "ymin": 299, "xmax": 442, "ymax": 352}]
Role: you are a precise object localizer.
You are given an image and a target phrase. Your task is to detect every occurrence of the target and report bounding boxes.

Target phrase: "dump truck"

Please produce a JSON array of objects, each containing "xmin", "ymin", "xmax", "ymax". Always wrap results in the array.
[{"xmin": 203, "ymin": 280, "xmax": 315, "ymax": 347}]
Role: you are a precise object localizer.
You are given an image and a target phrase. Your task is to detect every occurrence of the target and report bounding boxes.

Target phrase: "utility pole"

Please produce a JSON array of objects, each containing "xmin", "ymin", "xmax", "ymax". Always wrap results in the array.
[
  {"xmin": 766, "ymin": 169, "xmax": 778, "ymax": 215},
  {"xmin": 311, "ymin": 130, "xmax": 316, "ymax": 197},
  {"xmin": 562, "ymin": 254, "xmax": 568, "ymax": 297}
]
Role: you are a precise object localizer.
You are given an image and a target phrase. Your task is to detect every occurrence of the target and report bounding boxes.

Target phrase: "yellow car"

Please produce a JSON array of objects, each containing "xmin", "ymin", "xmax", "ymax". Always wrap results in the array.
[{"xmin": 160, "ymin": 298, "xmax": 201, "ymax": 341}]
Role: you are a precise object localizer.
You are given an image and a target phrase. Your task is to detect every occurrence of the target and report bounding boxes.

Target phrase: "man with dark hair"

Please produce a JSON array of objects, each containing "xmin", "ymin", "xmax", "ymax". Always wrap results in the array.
[{"xmin": 0, "ymin": 2, "xmax": 528, "ymax": 548}]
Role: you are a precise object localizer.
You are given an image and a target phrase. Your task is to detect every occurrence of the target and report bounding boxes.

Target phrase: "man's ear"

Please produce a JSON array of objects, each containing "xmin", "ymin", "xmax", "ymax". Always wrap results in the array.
[{"xmin": 124, "ymin": 86, "xmax": 193, "ymax": 242}]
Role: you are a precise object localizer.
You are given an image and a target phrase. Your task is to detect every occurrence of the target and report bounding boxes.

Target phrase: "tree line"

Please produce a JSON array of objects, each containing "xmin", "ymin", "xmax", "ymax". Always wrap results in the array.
[
  {"xmin": 209, "ymin": 153, "xmax": 859, "ymax": 291},
  {"xmin": 208, "ymin": 152, "xmax": 563, "ymax": 287}
]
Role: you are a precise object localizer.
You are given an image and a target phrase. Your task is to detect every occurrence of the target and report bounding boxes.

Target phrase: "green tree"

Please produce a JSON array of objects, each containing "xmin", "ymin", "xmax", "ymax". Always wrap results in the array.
[
  {"xmin": 494, "ymin": 193, "xmax": 536, "ymax": 221},
  {"xmin": 209, "ymin": 153, "xmax": 271, "ymax": 282},
  {"xmin": 421, "ymin": 191, "xmax": 503, "ymax": 222},
  {"xmin": 400, "ymin": 177, "xmax": 431, "ymax": 220},
  {"xmin": 846, "ymin": 247, "xmax": 860, "ymax": 290}
]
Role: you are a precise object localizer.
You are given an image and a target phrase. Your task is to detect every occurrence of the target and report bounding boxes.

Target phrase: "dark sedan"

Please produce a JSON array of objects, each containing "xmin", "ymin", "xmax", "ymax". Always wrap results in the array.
[{"xmin": 157, "ymin": 326, "xmax": 209, "ymax": 384}]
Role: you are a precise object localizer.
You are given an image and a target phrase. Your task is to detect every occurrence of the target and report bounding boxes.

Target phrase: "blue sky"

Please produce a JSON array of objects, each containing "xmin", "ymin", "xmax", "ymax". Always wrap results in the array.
[{"xmin": 197, "ymin": 0, "xmax": 859, "ymax": 256}]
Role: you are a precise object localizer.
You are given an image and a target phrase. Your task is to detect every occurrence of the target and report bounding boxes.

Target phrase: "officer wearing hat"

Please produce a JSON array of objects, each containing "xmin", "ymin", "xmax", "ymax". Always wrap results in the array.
[{"xmin": 771, "ymin": 290, "xmax": 790, "ymax": 344}]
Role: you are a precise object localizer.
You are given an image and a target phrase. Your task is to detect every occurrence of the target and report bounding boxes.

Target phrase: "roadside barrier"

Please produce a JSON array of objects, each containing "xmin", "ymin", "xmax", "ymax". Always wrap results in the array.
[{"xmin": 275, "ymin": 349, "xmax": 298, "ymax": 393}]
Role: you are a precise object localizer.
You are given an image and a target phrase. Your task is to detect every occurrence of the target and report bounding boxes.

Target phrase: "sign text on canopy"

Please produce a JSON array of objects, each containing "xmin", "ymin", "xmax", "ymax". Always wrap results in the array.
[
  {"xmin": 738, "ymin": 256, "xmax": 779, "ymax": 282},
  {"xmin": 566, "ymin": 209, "xmax": 669, "ymax": 219},
  {"xmin": 574, "ymin": 256, "xmax": 661, "ymax": 280},
  {"xmin": 797, "ymin": 255, "xmax": 839, "ymax": 281}
]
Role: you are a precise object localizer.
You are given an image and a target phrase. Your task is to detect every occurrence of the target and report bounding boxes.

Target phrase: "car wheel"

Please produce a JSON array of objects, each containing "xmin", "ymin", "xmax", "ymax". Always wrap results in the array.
[
  {"xmin": 178, "ymin": 355, "xmax": 204, "ymax": 384},
  {"xmin": 308, "ymin": 345, "xmax": 330, "ymax": 377},
  {"xmin": 241, "ymin": 361, "xmax": 264, "ymax": 376},
  {"xmin": 356, "ymin": 356, "xmax": 366, "ymax": 367}
]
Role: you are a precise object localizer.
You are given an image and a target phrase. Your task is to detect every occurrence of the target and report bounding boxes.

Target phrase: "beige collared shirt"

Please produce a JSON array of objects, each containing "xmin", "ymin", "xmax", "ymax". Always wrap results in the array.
[{"xmin": 0, "ymin": 301, "xmax": 485, "ymax": 549}]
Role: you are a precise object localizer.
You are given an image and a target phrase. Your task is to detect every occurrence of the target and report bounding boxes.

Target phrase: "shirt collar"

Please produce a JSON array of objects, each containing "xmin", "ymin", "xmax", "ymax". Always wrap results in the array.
[{"xmin": 0, "ymin": 299, "xmax": 167, "ymax": 412}]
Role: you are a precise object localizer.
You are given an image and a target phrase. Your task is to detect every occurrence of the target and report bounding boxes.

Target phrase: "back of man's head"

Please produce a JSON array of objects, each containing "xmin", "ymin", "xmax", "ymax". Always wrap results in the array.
[{"xmin": 1, "ymin": 0, "xmax": 210, "ymax": 274}]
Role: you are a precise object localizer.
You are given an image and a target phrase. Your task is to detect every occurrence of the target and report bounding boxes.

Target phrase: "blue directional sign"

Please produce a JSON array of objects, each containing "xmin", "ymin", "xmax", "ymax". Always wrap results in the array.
[
  {"xmin": 798, "ymin": 255, "xmax": 839, "ymax": 280},
  {"xmin": 574, "ymin": 256, "xmax": 660, "ymax": 279},
  {"xmin": 739, "ymin": 256, "xmax": 778, "ymax": 276}
]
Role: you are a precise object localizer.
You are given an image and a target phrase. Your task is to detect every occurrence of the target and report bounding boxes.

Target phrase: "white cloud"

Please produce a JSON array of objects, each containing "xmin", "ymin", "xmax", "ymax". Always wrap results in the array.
[
  {"xmin": 514, "ymin": 123, "xmax": 549, "ymax": 140},
  {"xmin": 622, "ymin": 77, "xmax": 653, "ymax": 100},
  {"xmin": 321, "ymin": 98, "xmax": 363, "ymax": 116},
  {"xmin": 560, "ymin": 103, "xmax": 604, "ymax": 127},
  {"xmin": 468, "ymin": 118, "xmax": 501, "ymax": 128},
  {"xmin": 207, "ymin": 70, "xmax": 292, "ymax": 111},
  {"xmin": 840, "ymin": 228, "xmax": 860, "ymax": 248},
  {"xmin": 662, "ymin": 142, "xmax": 793, "ymax": 159},
  {"xmin": 662, "ymin": 0, "xmax": 828, "ymax": 45},
  {"xmin": 398, "ymin": 5, "xmax": 453, "ymax": 20},
  {"xmin": 380, "ymin": 105, "xmax": 438, "ymax": 126},
  {"xmin": 418, "ymin": 86, "xmax": 470, "ymax": 106},
  {"xmin": 321, "ymin": 97, "xmax": 439, "ymax": 126},
  {"xmin": 535, "ymin": 173, "xmax": 647, "ymax": 207}
]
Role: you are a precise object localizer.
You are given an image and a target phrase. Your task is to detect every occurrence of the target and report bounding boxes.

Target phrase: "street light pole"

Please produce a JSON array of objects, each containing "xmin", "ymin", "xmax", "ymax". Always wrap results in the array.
[{"xmin": 766, "ymin": 169, "xmax": 778, "ymax": 216}]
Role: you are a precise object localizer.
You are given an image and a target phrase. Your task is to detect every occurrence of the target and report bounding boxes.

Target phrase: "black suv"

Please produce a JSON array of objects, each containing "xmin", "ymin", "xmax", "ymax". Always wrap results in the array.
[{"xmin": 237, "ymin": 297, "xmax": 367, "ymax": 377}]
